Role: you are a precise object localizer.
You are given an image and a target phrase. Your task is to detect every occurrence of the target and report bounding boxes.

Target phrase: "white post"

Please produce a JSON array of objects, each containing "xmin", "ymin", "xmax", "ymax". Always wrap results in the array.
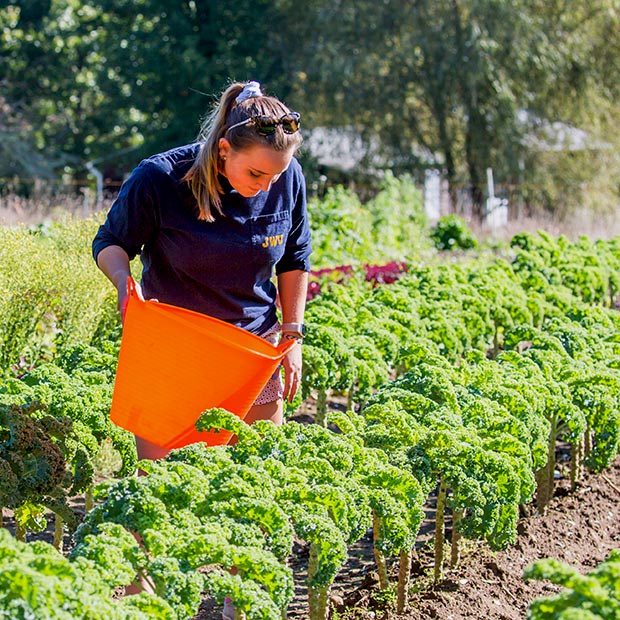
[
  {"xmin": 424, "ymin": 169, "xmax": 441, "ymax": 222},
  {"xmin": 486, "ymin": 167, "xmax": 495, "ymax": 200},
  {"xmin": 85, "ymin": 161, "xmax": 104, "ymax": 206},
  {"xmin": 484, "ymin": 167, "xmax": 508, "ymax": 230}
]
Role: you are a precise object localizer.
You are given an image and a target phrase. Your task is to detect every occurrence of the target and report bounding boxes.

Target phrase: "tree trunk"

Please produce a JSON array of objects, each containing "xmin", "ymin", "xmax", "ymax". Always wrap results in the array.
[
  {"xmin": 435, "ymin": 103, "xmax": 458, "ymax": 213},
  {"xmin": 466, "ymin": 149, "xmax": 485, "ymax": 222},
  {"xmin": 450, "ymin": 0, "xmax": 487, "ymax": 222}
]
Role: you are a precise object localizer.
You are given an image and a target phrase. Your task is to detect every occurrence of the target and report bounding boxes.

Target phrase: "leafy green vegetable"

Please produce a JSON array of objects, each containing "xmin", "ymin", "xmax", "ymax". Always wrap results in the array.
[
  {"xmin": 0, "ymin": 527, "xmax": 176, "ymax": 619},
  {"xmin": 525, "ymin": 550, "xmax": 620, "ymax": 619},
  {"xmin": 430, "ymin": 215, "xmax": 478, "ymax": 251}
]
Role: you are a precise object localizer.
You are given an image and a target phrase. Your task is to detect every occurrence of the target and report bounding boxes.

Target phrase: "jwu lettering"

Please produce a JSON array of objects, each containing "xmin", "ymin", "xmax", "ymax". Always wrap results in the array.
[{"xmin": 262, "ymin": 235, "xmax": 284, "ymax": 248}]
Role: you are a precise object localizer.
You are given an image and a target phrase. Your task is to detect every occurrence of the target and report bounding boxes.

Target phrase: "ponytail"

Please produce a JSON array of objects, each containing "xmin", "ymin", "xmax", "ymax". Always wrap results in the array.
[{"xmin": 183, "ymin": 83, "xmax": 243, "ymax": 222}]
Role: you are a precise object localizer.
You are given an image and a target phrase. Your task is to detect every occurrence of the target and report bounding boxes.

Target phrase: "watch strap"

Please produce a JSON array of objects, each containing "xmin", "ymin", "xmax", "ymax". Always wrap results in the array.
[{"xmin": 281, "ymin": 322, "xmax": 306, "ymax": 339}]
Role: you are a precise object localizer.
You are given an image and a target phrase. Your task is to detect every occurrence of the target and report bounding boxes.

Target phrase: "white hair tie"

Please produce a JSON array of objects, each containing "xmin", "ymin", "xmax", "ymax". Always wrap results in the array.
[{"xmin": 236, "ymin": 81, "xmax": 263, "ymax": 104}]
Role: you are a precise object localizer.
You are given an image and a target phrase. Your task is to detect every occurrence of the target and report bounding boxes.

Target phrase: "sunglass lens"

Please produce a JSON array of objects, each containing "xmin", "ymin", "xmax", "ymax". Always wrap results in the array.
[
  {"xmin": 254, "ymin": 116, "xmax": 278, "ymax": 136},
  {"xmin": 281, "ymin": 113, "xmax": 301, "ymax": 134}
]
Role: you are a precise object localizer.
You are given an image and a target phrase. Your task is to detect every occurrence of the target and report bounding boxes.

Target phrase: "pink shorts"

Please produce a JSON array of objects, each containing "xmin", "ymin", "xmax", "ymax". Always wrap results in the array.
[{"xmin": 253, "ymin": 323, "xmax": 284, "ymax": 405}]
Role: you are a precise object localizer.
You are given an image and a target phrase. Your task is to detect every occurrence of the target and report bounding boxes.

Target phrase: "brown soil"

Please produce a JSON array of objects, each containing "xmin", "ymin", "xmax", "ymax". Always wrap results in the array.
[
  {"xmin": 398, "ymin": 459, "xmax": 620, "ymax": 620},
  {"xmin": 238, "ymin": 455, "xmax": 619, "ymax": 620},
  {"xmin": 383, "ymin": 457, "xmax": 620, "ymax": 620}
]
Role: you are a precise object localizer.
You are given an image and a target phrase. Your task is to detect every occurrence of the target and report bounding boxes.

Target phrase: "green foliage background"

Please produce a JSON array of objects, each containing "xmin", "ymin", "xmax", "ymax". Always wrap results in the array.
[
  {"xmin": 2, "ymin": 1, "xmax": 620, "ymax": 216},
  {"xmin": 1, "ymin": 192, "xmax": 620, "ymax": 618}
]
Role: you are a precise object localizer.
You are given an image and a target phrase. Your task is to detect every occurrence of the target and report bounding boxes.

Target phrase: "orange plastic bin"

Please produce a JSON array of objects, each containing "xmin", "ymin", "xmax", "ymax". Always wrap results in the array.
[{"xmin": 109, "ymin": 278, "xmax": 295, "ymax": 449}]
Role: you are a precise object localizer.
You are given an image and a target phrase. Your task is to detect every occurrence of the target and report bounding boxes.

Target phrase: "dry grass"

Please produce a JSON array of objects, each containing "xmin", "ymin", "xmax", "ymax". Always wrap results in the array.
[
  {"xmin": 473, "ymin": 207, "xmax": 620, "ymax": 245},
  {"xmin": 2, "ymin": 192, "xmax": 619, "ymax": 244},
  {"xmin": 0, "ymin": 193, "xmax": 114, "ymax": 227}
]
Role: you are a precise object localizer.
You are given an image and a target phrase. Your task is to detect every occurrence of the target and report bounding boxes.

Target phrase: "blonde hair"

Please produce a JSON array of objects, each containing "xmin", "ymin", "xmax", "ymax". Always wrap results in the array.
[{"xmin": 184, "ymin": 81, "xmax": 303, "ymax": 222}]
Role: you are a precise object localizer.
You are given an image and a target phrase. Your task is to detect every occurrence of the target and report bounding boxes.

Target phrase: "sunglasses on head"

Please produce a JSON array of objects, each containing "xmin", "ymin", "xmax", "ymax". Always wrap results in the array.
[{"xmin": 227, "ymin": 112, "xmax": 301, "ymax": 136}]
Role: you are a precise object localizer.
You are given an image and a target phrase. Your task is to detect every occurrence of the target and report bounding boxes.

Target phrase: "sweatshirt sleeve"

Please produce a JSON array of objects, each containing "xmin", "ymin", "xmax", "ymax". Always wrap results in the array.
[
  {"xmin": 92, "ymin": 163, "xmax": 160, "ymax": 263},
  {"xmin": 275, "ymin": 162, "xmax": 312, "ymax": 274}
]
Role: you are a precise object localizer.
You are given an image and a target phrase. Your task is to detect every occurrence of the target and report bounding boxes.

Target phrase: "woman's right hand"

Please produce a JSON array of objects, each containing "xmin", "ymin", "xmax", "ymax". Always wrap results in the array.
[
  {"xmin": 117, "ymin": 286, "xmax": 129, "ymax": 323},
  {"xmin": 96, "ymin": 246, "xmax": 157, "ymax": 324},
  {"xmin": 118, "ymin": 279, "xmax": 145, "ymax": 324},
  {"xmin": 95, "ymin": 245, "xmax": 133, "ymax": 322},
  {"xmin": 116, "ymin": 282, "xmax": 136, "ymax": 323},
  {"xmin": 119, "ymin": 279, "xmax": 158, "ymax": 324}
]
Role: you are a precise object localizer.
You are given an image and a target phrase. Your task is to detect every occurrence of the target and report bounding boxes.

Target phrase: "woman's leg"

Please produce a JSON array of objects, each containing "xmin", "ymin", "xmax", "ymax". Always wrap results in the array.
[
  {"xmin": 228, "ymin": 399, "xmax": 283, "ymax": 446},
  {"xmin": 135, "ymin": 435, "xmax": 170, "ymax": 463},
  {"xmin": 243, "ymin": 399, "xmax": 284, "ymax": 426}
]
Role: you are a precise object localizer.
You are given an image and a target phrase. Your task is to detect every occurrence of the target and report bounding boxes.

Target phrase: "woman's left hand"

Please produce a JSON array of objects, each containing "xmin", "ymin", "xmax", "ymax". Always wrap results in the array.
[{"xmin": 282, "ymin": 340, "xmax": 303, "ymax": 403}]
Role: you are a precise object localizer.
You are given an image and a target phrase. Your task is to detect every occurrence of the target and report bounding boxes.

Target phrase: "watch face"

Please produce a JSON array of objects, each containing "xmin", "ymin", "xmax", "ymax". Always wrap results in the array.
[{"xmin": 300, "ymin": 324, "xmax": 307, "ymax": 337}]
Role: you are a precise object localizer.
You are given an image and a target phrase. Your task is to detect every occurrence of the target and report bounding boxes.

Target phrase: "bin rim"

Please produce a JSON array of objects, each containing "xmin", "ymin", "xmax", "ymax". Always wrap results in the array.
[{"xmin": 126, "ymin": 277, "xmax": 296, "ymax": 359}]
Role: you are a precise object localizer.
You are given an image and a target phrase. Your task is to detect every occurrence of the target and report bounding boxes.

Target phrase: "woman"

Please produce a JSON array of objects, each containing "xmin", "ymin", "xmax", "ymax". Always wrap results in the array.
[
  {"xmin": 93, "ymin": 80, "xmax": 311, "ymax": 455},
  {"xmin": 93, "ymin": 80, "xmax": 310, "ymax": 616}
]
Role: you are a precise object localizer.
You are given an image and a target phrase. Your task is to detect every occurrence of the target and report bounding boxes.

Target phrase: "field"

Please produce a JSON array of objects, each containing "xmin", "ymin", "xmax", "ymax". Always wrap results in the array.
[
  {"xmin": 1, "ymin": 180, "xmax": 619, "ymax": 620},
  {"xmin": 6, "ymin": 436, "xmax": 618, "ymax": 619},
  {"xmin": 191, "ymin": 412, "xmax": 620, "ymax": 620},
  {"xmin": 333, "ymin": 458, "xmax": 620, "ymax": 620},
  {"xmin": 409, "ymin": 459, "xmax": 620, "ymax": 620}
]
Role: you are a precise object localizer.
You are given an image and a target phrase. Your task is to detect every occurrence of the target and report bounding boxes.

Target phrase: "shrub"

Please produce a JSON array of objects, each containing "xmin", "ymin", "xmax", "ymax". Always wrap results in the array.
[{"xmin": 430, "ymin": 215, "xmax": 478, "ymax": 251}]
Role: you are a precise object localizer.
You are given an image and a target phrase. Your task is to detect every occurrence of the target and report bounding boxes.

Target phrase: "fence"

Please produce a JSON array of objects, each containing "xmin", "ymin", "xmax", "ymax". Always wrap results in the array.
[
  {"xmin": 0, "ymin": 176, "xmax": 119, "ymax": 225},
  {"xmin": 2, "ymin": 174, "xmax": 619, "ymax": 241}
]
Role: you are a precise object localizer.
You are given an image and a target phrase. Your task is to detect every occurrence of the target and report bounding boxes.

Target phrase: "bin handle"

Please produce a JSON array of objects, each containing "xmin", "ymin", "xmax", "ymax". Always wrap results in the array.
[
  {"xmin": 126, "ymin": 276, "xmax": 137, "ymax": 297},
  {"xmin": 277, "ymin": 338, "xmax": 298, "ymax": 355}
]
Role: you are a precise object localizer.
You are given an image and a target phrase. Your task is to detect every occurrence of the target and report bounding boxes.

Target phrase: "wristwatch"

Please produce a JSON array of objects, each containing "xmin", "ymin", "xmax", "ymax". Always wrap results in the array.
[{"xmin": 281, "ymin": 322, "xmax": 307, "ymax": 341}]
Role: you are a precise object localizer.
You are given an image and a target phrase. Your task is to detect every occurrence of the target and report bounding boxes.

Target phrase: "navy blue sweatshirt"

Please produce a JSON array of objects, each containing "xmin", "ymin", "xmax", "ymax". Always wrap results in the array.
[{"xmin": 92, "ymin": 143, "xmax": 312, "ymax": 335}]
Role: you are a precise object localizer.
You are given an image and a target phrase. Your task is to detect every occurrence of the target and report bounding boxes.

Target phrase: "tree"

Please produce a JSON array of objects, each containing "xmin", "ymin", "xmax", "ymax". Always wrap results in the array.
[
  {"xmin": 0, "ymin": 0, "xmax": 295, "ymax": 178},
  {"xmin": 282, "ymin": 0, "xmax": 620, "ymax": 217},
  {"xmin": 1, "ymin": 0, "xmax": 619, "ymax": 215}
]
